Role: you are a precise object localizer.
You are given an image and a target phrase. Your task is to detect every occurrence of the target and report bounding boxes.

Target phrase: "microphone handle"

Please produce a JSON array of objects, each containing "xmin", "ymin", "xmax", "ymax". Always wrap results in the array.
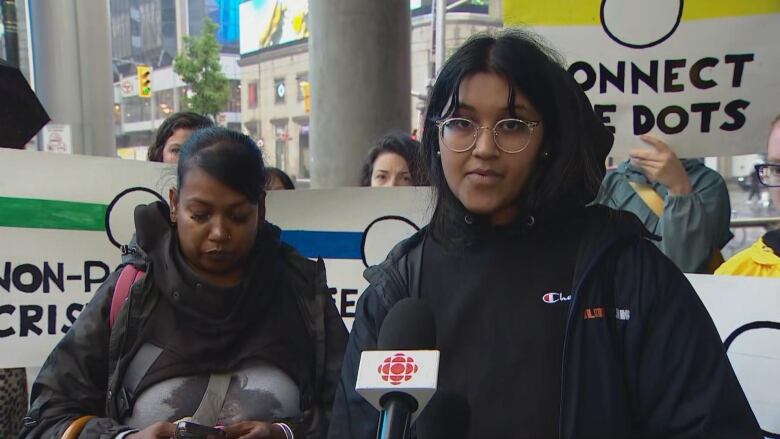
[{"xmin": 376, "ymin": 394, "xmax": 416, "ymax": 439}]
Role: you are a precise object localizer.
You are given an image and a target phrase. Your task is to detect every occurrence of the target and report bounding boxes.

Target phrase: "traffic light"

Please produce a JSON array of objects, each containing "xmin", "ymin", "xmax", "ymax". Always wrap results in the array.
[
  {"xmin": 299, "ymin": 80, "xmax": 310, "ymax": 113},
  {"xmin": 137, "ymin": 65, "xmax": 152, "ymax": 98}
]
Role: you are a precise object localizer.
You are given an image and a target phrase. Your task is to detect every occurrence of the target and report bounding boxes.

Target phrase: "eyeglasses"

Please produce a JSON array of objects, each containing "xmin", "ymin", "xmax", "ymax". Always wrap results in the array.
[
  {"xmin": 435, "ymin": 117, "xmax": 541, "ymax": 154},
  {"xmin": 755, "ymin": 164, "xmax": 780, "ymax": 187}
]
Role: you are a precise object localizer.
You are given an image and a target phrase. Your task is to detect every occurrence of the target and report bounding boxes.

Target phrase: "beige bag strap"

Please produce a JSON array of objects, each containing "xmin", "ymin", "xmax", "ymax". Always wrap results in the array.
[
  {"xmin": 628, "ymin": 180, "xmax": 665, "ymax": 217},
  {"xmin": 191, "ymin": 373, "xmax": 232, "ymax": 426}
]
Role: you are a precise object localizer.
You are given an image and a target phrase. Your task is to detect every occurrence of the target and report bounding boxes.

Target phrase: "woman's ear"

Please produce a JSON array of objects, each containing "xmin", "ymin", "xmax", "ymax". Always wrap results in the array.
[{"xmin": 168, "ymin": 187, "xmax": 178, "ymax": 223}]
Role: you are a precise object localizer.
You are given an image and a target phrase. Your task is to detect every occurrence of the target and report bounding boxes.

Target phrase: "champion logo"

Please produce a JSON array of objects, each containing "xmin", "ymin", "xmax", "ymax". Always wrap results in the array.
[
  {"xmin": 542, "ymin": 291, "xmax": 572, "ymax": 304},
  {"xmin": 378, "ymin": 353, "xmax": 419, "ymax": 385}
]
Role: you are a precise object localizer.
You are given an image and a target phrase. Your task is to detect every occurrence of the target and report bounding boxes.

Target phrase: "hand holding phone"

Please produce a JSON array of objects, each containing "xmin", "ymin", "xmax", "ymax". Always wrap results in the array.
[{"xmin": 175, "ymin": 421, "xmax": 227, "ymax": 439}]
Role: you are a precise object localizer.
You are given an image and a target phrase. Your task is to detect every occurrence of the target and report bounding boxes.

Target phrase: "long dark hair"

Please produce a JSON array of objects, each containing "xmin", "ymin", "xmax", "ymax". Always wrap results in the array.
[
  {"xmin": 148, "ymin": 111, "xmax": 214, "ymax": 162},
  {"xmin": 266, "ymin": 166, "xmax": 296, "ymax": 190},
  {"xmin": 360, "ymin": 132, "xmax": 424, "ymax": 186},
  {"xmin": 177, "ymin": 127, "xmax": 266, "ymax": 204},
  {"xmin": 420, "ymin": 29, "xmax": 613, "ymax": 241}
]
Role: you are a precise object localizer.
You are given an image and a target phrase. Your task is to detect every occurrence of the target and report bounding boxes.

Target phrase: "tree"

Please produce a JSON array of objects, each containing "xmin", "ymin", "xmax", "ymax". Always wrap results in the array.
[{"xmin": 174, "ymin": 18, "xmax": 230, "ymax": 120}]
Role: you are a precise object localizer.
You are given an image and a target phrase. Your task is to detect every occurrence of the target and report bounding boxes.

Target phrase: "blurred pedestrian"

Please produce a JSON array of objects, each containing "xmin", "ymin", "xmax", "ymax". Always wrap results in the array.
[
  {"xmin": 360, "ymin": 132, "xmax": 424, "ymax": 187},
  {"xmin": 146, "ymin": 111, "xmax": 213, "ymax": 163},
  {"xmin": 594, "ymin": 135, "xmax": 732, "ymax": 273}
]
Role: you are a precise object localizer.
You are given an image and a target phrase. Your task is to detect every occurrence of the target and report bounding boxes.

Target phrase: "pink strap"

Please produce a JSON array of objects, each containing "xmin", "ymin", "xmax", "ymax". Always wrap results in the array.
[{"xmin": 109, "ymin": 265, "xmax": 144, "ymax": 329}]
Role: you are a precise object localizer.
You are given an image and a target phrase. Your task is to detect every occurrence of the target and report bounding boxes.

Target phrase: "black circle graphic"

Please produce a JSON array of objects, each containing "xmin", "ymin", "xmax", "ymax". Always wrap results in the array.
[
  {"xmin": 600, "ymin": 0, "xmax": 684, "ymax": 49},
  {"xmin": 104, "ymin": 187, "xmax": 166, "ymax": 249},
  {"xmin": 360, "ymin": 215, "xmax": 420, "ymax": 268},
  {"xmin": 723, "ymin": 320, "xmax": 780, "ymax": 439}
]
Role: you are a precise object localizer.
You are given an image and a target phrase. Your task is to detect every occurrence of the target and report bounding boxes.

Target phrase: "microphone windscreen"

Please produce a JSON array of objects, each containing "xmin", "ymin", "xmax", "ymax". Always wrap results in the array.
[{"xmin": 377, "ymin": 298, "xmax": 436, "ymax": 350}]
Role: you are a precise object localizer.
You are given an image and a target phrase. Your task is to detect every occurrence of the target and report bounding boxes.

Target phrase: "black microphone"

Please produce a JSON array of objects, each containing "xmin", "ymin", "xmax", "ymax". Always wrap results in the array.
[{"xmin": 356, "ymin": 298, "xmax": 438, "ymax": 439}]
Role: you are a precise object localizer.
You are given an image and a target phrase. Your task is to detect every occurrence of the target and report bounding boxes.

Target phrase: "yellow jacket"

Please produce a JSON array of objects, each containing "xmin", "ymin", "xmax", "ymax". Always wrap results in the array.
[{"xmin": 715, "ymin": 236, "xmax": 780, "ymax": 277}]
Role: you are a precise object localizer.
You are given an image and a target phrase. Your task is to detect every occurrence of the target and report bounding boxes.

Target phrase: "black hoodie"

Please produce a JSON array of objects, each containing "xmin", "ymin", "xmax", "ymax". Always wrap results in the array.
[{"xmin": 328, "ymin": 205, "xmax": 761, "ymax": 439}]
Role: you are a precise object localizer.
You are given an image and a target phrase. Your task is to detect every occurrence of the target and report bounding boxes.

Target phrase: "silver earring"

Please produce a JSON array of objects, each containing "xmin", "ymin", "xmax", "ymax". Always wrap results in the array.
[{"xmin": 436, "ymin": 150, "xmax": 441, "ymax": 157}]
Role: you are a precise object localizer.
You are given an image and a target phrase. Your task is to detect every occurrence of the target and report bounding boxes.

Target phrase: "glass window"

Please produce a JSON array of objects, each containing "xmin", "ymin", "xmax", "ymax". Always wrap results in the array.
[
  {"xmin": 248, "ymin": 82, "xmax": 258, "ymax": 109},
  {"xmin": 274, "ymin": 120, "xmax": 289, "ymax": 171},
  {"xmin": 296, "ymin": 73, "xmax": 308, "ymax": 102},
  {"xmin": 123, "ymin": 95, "xmax": 152, "ymax": 123},
  {"xmin": 155, "ymin": 88, "xmax": 175, "ymax": 119}
]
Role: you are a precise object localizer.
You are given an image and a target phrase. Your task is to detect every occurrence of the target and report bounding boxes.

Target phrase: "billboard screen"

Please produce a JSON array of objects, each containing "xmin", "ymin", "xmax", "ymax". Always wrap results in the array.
[{"xmin": 240, "ymin": 0, "xmax": 309, "ymax": 55}]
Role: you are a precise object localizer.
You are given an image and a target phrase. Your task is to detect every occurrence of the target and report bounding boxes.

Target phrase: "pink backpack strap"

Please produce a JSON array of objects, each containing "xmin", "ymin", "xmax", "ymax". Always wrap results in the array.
[{"xmin": 109, "ymin": 265, "xmax": 145, "ymax": 329}]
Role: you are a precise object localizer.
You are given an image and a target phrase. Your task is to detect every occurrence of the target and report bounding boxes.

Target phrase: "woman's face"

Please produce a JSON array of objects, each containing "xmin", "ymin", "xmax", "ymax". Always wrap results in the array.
[
  {"xmin": 169, "ymin": 166, "xmax": 261, "ymax": 287},
  {"xmin": 439, "ymin": 72, "xmax": 544, "ymax": 225},
  {"xmin": 162, "ymin": 128, "xmax": 194, "ymax": 164},
  {"xmin": 371, "ymin": 152, "xmax": 413, "ymax": 187}
]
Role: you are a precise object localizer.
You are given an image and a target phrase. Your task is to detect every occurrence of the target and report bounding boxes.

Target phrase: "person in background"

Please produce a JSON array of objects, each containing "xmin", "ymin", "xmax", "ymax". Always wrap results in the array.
[
  {"xmin": 716, "ymin": 114, "xmax": 780, "ymax": 277},
  {"xmin": 329, "ymin": 30, "xmax": 760, "ymax": 439},
  {"xmin": 360, "ymin": 132, "xmax": 423, "ymax": 187},
  {"xmin": 146, "ymin": 111, "xmax": 213, "ymax": 164},
  {"xmin": 266, "ymin": 167, "xmax": 296, "ymax": 190},
  {"xmin": 21, "ymin": 127, "xmax": 347, "ymax": 439},
  {"xmin": 593, "ymin": 135, "xmax": 733, "ymax": 273}
]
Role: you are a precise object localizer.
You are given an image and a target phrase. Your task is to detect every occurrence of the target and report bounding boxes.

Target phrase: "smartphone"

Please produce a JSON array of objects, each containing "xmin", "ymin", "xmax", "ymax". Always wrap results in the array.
[{"xmin": 174, "ymin": 421, "xmax": 227, "ymax": 439}]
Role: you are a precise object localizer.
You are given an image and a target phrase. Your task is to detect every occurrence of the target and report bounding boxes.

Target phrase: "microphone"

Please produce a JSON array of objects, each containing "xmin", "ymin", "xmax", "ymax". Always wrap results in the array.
[{"xmin": 355, "ymin": 298, "xmax": 439, "ymax": 439}]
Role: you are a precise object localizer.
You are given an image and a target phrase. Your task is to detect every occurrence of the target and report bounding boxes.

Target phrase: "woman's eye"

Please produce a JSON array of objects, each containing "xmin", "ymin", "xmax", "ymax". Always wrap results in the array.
[
  {"xmin": 231, "ymin": 214, "xmax": 249, "ymax": 223},
  {"xmin": 190, "ymin": 213, "xmax": 209, "ymax": 222},
  {"xmin": 453, "ymin": 119, "xmax": 473, "ymax": 129},
  {"xmin": 501, "ymin": 120, "xmax": 522, "ymax": 131}
]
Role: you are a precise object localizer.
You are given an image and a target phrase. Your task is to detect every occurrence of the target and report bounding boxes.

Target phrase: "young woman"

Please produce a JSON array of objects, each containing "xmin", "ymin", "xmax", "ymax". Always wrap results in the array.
[
  {"xmin": 360, "ymin": 132, "xmax": 423, "ymax": 187},
  {"xmin": 147, "ymin": 111, "xmax": 213, "ymax": 164},
  {"xmin": 22, "ymin": 128, "xmax": 347, "ymax": 439},
  {"xmin": 329, "ymin": 31, "xmax": 761, "ymax": 438}
]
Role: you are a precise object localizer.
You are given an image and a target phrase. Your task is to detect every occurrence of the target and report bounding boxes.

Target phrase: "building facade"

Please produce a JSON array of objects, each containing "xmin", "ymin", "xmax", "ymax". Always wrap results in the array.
[
  {"xmin": 111, "ymin": 0, "xmax": 242, "ymax": 158},
  {"xmin": 238, "ymin": 0, "xmax": 503, "ymax": 184}
]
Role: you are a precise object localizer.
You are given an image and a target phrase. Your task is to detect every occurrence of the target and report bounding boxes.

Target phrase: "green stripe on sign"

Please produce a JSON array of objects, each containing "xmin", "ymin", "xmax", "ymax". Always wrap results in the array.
[{"xmin": 0, "ymin": 196, "xmax": 107, "ymax": 231}]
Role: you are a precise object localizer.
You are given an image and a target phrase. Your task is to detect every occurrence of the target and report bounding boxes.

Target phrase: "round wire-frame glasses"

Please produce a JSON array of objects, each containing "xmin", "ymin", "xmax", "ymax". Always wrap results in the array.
[{"xmin": 436, "ymin": 117, "xmax": 542, "ymax": 154}]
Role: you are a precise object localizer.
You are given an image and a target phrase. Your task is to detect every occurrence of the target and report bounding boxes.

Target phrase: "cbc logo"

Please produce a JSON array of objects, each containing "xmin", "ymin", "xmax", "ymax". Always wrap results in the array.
[{"xmin": 378, "ymin": 353, "xmax": 419, "ymax": 386}]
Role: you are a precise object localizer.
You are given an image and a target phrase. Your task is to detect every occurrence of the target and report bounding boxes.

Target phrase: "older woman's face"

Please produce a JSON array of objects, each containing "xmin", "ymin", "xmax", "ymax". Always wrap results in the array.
[
  {"xmin": 439, "ymin": 72, "xmax": 544, "ymax": 225},
  {"xmin": 371, "ymin": 152, "xmax": 413, "ymax": 187}
]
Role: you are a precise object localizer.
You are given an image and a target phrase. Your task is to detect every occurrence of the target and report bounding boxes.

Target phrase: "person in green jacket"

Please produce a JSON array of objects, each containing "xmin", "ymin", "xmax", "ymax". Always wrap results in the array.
[{"xmin": 594, "ymin": 134, "xmax": 733, "ymax": 273}]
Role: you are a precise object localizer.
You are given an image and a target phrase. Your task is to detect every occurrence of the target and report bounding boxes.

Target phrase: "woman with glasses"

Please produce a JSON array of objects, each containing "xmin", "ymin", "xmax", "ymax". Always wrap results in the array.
[
  {"xmin": 716, "ymin": 115, "xmax": 780, "ymax": 277},
  {"xmin": 329, "ymin": 30, "xmax": 761, "ymax": 438}
]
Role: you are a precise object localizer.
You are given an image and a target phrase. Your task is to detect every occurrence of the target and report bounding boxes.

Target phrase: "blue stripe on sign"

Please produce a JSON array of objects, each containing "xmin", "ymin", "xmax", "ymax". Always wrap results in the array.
[{"xmin": 281, "ymin": 230, "xmax": 364, "ymax": 259}]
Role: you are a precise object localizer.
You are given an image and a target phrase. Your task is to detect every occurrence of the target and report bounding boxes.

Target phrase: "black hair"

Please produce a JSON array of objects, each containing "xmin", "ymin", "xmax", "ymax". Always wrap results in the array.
[
  {"xmin": 148, "ymin": 111, "xmax": 214, "ymax": 162},
  {"xmin": 177, "ymin": 127, "xmax": 266, "ymax": 204},
  {"xmin": 266, "ymin": 167, "xmax": 296, "ymax": 190},
  {"xmin": 360, "ymin": 132, "xmax": 425, "ymax": 186},
  {"xmin": 420, "ymin": 29, "xmax": 613, "ymax": 241}
]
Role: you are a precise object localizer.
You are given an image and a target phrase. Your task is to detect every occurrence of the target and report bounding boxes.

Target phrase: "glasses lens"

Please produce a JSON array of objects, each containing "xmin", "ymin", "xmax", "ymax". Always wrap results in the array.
[
  {"xmin": 495, "ymin": 119, "xmax": 532, "ymax": 152},
  {"xmin": 758, "ymin": 164, "xmax": 780, "ymax": 187},
  {"xmin": 441, "ymin": 119, "xmax": 476, "ymax": 152}
]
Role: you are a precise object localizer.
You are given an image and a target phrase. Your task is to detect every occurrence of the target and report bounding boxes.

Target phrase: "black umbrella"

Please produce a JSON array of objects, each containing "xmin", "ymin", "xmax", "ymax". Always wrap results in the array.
[{"xmin": 0, "ymin": 58, "xmax": 50, "ymax": 149}]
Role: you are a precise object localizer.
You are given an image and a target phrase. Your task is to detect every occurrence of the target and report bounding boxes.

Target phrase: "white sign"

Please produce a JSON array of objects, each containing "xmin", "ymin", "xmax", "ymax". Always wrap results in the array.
[
  {"xmin": 119, "ymin": 78, "xmax": 137, "ymax": 98},
  {"xmin": 42, "ymin": 124, "xmax": 72, "ymax": 154},
  {"xmin": 504, "ymin": 1, "xmax": 780, "ymax": 159},
  {"xmin": 356, "ymin": 350, "xmax": 440, "ymax": 422}
]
